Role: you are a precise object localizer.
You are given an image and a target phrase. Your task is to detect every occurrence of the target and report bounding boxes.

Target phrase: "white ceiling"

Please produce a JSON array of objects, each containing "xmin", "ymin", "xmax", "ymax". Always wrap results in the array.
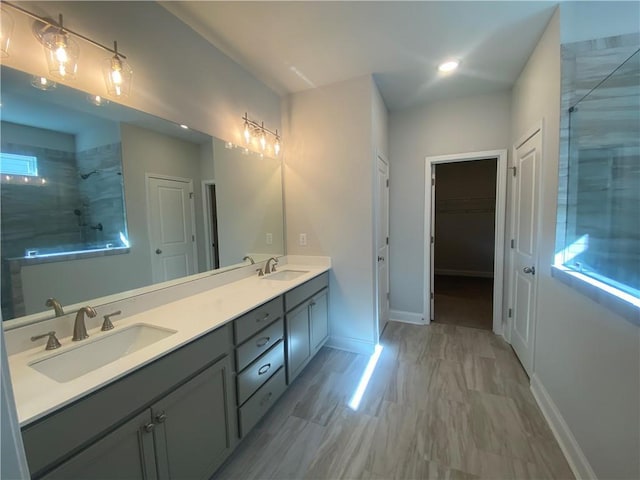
[{"xmin": 162, "ymin": 1, "xmax": 558, "ymax": 111}]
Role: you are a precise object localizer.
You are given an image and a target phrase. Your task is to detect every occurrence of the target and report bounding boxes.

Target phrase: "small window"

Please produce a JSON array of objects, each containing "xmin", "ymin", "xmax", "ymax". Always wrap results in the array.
[{"xmin": 0, "ymin": 152, "xmax": 39, "ymax": 177}]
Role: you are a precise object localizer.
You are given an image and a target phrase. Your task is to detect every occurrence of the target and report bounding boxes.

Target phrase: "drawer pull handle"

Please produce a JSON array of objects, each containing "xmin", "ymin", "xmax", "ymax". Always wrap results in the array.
[
  {"xmin": 256, "ymin": 336, "xmax": 271, "ymax": 347},
  {"xmin": 258, "ymin": 363, "xmax": 271, "ymax": 375},
  {"xmin": 155, "ymin": 413, "xmax": 167, "ymax": 423},
  {"xmin": 143, "ymin": 423, "xmax": 155, "ymax": 433},
  {"xmin": 260, "ymin": 391, "xmax": 273, "ymax": 407},
  {"xmin": 256, "ymin": 312, "xmax": 270, "ymax": 322}
]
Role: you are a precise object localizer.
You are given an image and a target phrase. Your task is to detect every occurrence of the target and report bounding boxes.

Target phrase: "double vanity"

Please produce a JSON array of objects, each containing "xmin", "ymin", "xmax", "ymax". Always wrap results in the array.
[{"xmin": 6, "ymin": 258, "xmax": 330, "ymax": 479}]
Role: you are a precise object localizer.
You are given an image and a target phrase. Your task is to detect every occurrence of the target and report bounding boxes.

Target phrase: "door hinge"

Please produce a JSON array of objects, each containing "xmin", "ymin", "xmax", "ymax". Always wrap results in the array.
[
  {"xmin": 510, "ymin": 239, "xmax": 515, "ymax": 249},
  {"xmin": 189, "ymin": 192, "xmax": 194, "ymax": 199},
  {"xmin": 386, "ymin": 236, "xmax": 389, "ymax": 245},
  {"xmin": 508, "ymin": 308, "xmax": 513, "ymax": 318},
  {"xmin": 192, "ymin": 235, "xmax": 195, "ymax": 242},
  {"xmin": 386, "ymin": 292, "xmax": 390, "ymax": 300},
  {"xmin": 430, "ymin": 292, "xmax": 434, "ymax": 300},
  {"xmin": 431, "ymin": 236, "xmax": 434, "ymax": 244},
  {"xmin": 431, "ymin": 178, "xmax": 435, "ymax": 186},
  {"xmin": 386, "ymin": 178, "xmax": 389, "ymax": 188},
  {"xmin": 512, "ymin": 166, "xmax": 517, "ymax": 177}
]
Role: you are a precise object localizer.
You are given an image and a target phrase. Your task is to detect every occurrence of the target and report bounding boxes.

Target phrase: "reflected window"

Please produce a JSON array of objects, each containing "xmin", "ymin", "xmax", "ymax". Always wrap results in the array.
[{"xmin": 0, "ymin": 152, "xmax": 38, "ymax": 177}]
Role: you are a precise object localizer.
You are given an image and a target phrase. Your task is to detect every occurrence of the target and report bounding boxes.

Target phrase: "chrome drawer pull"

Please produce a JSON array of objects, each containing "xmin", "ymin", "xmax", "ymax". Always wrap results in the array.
[
  {"xmin": 155, "ymin": 413, "xmax": 167, "ymax": 423},
  {"xmin": 259, "ymin": 391, "xmax": 273, "ymax": 407},
  {"xmin": 258, "ymin": 363, "xmax": 271, "ymax": 375},
  {"xmin": 256, "ymin": 336, "xmax": 271, "ymax": 347},
  {"xmin": 143, "ymin": 423, "xmax": 155, "ymax": 433},
  {"xmin": 256, "ymin": 312, "xmax": 270, "ymax": 322}
]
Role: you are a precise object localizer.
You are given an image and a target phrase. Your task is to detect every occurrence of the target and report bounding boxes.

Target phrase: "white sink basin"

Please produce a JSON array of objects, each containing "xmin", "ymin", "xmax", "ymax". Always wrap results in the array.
[
  {"xmin": 262, "ymin": 269, "xmax": 309, "ymax": 281},
  {"xmin": 29, "ymin": 324, "xmax": 177, "ymax": 383}
]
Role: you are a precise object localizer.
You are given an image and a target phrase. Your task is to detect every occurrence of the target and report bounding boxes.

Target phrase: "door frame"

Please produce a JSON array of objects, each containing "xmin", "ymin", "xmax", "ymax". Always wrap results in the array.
[
  {"xmin": 201, "ymin": 179, "xmax": 216, "ymax": 271},
  {"xmin": 423, "ymin": 149, "xmax": 508, "ymax": 334},
  {"xmin": 145, "ymin": 173, "xmax": 198, "ymax": 279},
  {"xmin": 374, "ymin": 152, "xmax": 390, "ymax": 340}
]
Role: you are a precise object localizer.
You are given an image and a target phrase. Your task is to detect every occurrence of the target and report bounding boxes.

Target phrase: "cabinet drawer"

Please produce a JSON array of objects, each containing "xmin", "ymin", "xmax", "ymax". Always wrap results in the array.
[
  {"xmin": 236, "ymin": 341, "xmax": 284, "ymax": 405},
  {"xmin": 234, "ymin": 296, "xmax": 284, "ymax": 345},
  {"xmin": 238, "ymin": 367, "xmax": 287, "ymax": 437},
  {"xmin": 236, "ymin": 318, "xmax": 284, "ymax": 372},
  {"xmin": 284, "ymin": 272, "xmax": 329, "ymax": 311}
]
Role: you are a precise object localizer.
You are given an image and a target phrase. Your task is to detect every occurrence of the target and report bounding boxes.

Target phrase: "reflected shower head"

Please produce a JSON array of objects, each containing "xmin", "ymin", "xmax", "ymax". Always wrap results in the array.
[{"xmin": 80, "ymin": 170, "xmax": 98, "ymax": 180}]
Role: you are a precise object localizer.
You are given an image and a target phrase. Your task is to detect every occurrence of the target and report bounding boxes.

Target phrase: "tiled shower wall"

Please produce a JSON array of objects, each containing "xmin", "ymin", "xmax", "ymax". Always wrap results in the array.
[
  {"xmin": 557, "ymin": 33, "xmax": 640, "ymax": 273},
  {"xmin": 76, "ymin": 143, "xmax": 127, "ymax": 246}
]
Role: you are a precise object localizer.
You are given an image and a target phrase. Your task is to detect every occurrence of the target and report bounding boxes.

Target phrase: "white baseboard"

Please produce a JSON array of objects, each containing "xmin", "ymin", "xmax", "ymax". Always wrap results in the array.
[
  {"xmin": 435, "ymin": 269, "xmax": 494, "ymax": 278},
  {"xmin": 325, "ymin": 335, "xmax": 375, "ymax": 355},
  {"xmin": 389, "ymin": 310, "xmax": 425, "ymax": 325},
  {"xmin": 530, "ymin": 374, "xmax": 596, "ymax": 480}
]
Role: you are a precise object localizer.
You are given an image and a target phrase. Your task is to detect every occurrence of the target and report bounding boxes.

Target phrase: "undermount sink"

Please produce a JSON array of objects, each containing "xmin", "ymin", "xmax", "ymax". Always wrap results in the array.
[
  {"xmin": 30, "ymin": 323, "xmax": 177, "ymax": 383},
  {"xmin": 262, "ymin": 269, "xmax": 309, "ymax": 281}
]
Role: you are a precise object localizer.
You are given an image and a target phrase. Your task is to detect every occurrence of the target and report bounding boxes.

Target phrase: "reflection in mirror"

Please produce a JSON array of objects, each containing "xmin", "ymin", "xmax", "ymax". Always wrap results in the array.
[{"xmin": 1, "ymin": 66, "xmax": 284, "ymax": 324}]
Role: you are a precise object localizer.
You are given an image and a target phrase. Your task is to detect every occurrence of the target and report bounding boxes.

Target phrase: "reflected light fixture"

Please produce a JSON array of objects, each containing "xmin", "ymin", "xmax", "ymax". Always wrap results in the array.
[
  {"xmin": 241, "ymin": 113, "xmax": 282, "ymax": 156},
  {"xmin": 180, "ymin": 124, "xmax": 189, "ymax": 130},
  {"xmin": 104, "ymin": 41, "xmax": 132, "ymax": 97},
  {"xmin": 438, "ymin": 59, "xmax": 460, "ymax": 73},
  {"xmin": 0, "ymin": 6, "xmax": 14, "ymax": 57},
  {"xmin": 87, "ymin": 94, "xmax": 108, "ymax": 106},
  {"xmin": 31, "ymin": 76, "xmax": 57, "ymax": 91}
]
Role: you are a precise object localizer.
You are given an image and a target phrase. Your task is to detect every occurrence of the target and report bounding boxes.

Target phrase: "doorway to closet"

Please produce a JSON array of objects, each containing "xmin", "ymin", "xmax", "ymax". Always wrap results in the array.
[
  {"xmin": 424, "ymin": 150, "xmax": 507, "ymax": 333},
  {"xmin": 433, "ymin": 159, "xmax": 496, "ymax": 330}
]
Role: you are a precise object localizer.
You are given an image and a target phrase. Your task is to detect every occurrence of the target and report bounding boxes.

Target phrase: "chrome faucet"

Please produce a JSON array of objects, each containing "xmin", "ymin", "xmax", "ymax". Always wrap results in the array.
[
  {"xmin": 73, "ymin": 306, "xmax": 97, "ymax": 341},
  {"xmin": 264, "ymin": 257, "xmax": 279, "ymax": 274},
  {"xmin": 243, "ymin": 255, "xmax": 255, "ymax": 264},
  {"xmin": 45, "ymin": 298, "xmax": 65, "ymax": 317}
]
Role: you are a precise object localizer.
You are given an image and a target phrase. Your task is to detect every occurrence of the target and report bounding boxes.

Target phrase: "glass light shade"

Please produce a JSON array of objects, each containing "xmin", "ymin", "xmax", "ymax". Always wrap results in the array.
[
  {"xmin": 87, "ymin": 94, "xmax": 108, "ymax": 106},
  {"xmin": 260, "ymin": 131, "xmax": 267, "ymax": 151},
  {"xmin": 42, "ymin": 32, "xmax": 79, "ymax": 79},
  {"xmin": 103, "ymin": 55, "xmax": 133, "ymax": 97},
  {"xmin": 31, "ymin": 76, "xmax": 57, "ymax": 91},
  {"xmin": 0, "ymin": 7, "xmax": 14, "ymax": 58},
  {"xmin": 243, "ymin": 122, "xmax": 251, "ymax": 143},
  {"xmin": 274, "ymin": 138, "xmax": 281, "ymax": 156}
]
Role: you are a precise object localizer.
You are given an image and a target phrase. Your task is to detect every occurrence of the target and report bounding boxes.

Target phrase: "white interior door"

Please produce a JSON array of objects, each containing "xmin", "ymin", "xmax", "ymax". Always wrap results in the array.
[
  {"xmin": 376, "ymin": 156, "xmax": 390, "ymax": 338},
  {"xmin": 510, "ymin": 128, "xmax": 541, "ymax": 375},
  {"xmin": 148, "ymin": 175, "xmax": 196, "ymax": 283}
]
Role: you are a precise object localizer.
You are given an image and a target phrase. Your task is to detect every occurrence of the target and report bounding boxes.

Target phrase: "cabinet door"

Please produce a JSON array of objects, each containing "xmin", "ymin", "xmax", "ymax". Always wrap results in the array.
[
  {"xmin": 152, "ymin": 356, "xmax": 236, "ymax": 480},
  {"xmin": 310, "ymin": 288, "xmax": 329, "ymax": 354},
  {"xmin": 41, "ymin": 410, "xmax": 157, "ymax": 480},
  {"xmin": 286, "ymin": 302, "xmax": 311, "ymax": 384}
]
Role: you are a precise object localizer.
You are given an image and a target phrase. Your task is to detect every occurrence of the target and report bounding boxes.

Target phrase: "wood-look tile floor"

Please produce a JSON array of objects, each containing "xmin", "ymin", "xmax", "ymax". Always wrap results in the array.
[
  {"xmin": 214, "ymin": 322, "xmax": 574, "ymax": 480},
  {"xmin": 434, "ymin": 276, "xmax": 494, "ymax": 331}
]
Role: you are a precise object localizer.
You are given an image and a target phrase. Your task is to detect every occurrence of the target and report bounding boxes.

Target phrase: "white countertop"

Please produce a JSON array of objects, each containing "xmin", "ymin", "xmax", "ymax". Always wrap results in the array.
[{"xmin": 8, "ymin": 262, "xmax": 330, "ymax": 426}]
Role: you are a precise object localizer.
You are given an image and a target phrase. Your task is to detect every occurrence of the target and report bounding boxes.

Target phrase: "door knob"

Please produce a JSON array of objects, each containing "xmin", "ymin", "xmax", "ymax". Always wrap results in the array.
[
  {"xmin": 523, "ymin": 266, "xmax": 535, "ymax": 275},
  {"xmin": 155, "ymin": 248, "xmax": 162, "ymax": 255}
]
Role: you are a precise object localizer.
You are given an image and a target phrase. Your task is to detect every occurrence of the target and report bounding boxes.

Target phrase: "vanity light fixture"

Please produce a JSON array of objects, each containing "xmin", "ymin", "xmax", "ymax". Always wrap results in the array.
[
  {"xmin": 438, "ymin": 59, "xmax": 460, "ymax": 73},
  {"xmin": 103, "ymin": 41, "xmax": 132, "ymax": 97},
  {"xmin": 0, "ymin": 6, "xmax": 14, "ymax": 57},
  {"xmin": 3, "ymin": 2, "xmax": 133, "ymax": 97},
  {"xmin": 241, "ymin": 113, "xmax": 282, "ymax": 156},
  {"xmin": 180, "ymin": 124, "xmax": 189, "ymax": 130},
  {"xmin": 31, "ymin": 76, "xmax": 57, "ymax": 91}
]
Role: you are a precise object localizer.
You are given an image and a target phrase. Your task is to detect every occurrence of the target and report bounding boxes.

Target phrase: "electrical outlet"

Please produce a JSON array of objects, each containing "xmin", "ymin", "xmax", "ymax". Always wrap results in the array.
[
  {"xmin": 299, "ymin": 233, "xmax": 307, "ymax": 246},
  {"xmin": 266, "ymin": 233, "xmax": 273, "ymax": 245}
]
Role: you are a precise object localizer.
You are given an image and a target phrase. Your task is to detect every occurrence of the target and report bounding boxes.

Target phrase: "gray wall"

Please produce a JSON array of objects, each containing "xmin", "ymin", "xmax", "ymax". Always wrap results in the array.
[
  {"xmin": 511, "ymin": 7, "xmax": 640, "ymax": 479},
  {"xmin": 283, "ymin": 75, "xmax": 387, "ymax": 353},
  {"xmin": 388, "ymin": 91, "xmax": 511, "ymax": 316}
]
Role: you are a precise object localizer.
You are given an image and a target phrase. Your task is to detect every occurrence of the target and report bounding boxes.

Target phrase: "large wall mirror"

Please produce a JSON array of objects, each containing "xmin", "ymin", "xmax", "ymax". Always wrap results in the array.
[{"xmin": 1, "ymin": 65, "xmax": 284, "ymax": 324}]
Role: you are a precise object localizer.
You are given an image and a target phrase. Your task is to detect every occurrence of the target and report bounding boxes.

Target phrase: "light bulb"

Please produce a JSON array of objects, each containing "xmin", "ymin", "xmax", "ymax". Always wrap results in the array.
[
  {"xmin": 438, "ymin": 59, "xmax": 460, "ymax": 73},
  {"xmin": 260, "ymin": 131, "xmax": 267, "ymax": 151},
  {"xmin": 40, "ymin": 77, "xmax": 47, "ymax": 86},
  {"xmin": 104, "ymin": 51, "xmax": 132, "ymax": 97},
  {"xmin": 274, "ymin": 139, "xmax": 281, "ymax": 156},
  {"xmin": 243, "ymin": 122, "xmax": 251, "ymax": 143}
]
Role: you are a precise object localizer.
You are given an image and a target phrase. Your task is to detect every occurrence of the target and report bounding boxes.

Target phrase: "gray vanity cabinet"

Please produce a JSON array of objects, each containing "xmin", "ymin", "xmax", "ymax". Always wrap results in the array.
[
  {"xmin": 41, "ymin": 410, "xmax": 157, "ymax": 480},
  {"xmin": 285, "ymin": 272, "xmax": 329, "ymax": 384},
  {"xmin": 152, "ymin": 355, "xmax": 235, "ymax": 480}
]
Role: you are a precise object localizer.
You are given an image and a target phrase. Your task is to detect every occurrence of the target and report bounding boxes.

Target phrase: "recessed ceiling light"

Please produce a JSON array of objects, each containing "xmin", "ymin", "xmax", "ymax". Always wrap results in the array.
[
  {"xmin": 180, "ymin": 124, "xmax": 189, "ymax": 130},
  {"xmin": 438, "ymin": 60, "xmax": 460, "ymax": 73}
]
